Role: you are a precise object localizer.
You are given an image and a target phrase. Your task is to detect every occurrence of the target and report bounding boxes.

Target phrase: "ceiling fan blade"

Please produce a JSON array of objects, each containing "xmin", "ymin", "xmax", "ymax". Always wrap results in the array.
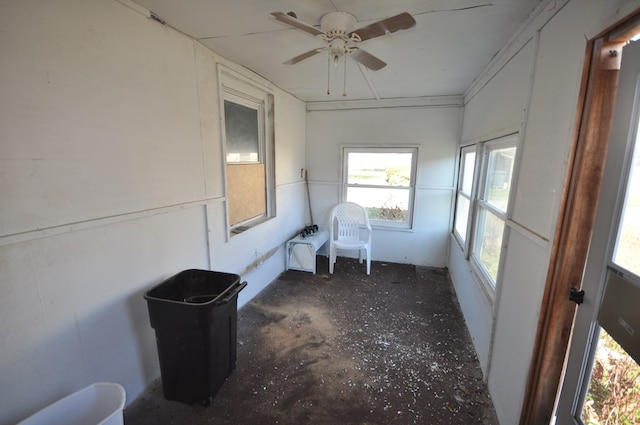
[
  {"xmin": 350, "ymin": 12, "xmax": 416, "ymax": 42},
  {"xmin": 284, "ymin": 48, "xmax": 325, "ymax": 65},
  {"xmin": 271, "ymin": 12, "xmax": 325, "ymax": 37},
  {"xmin": 350, "ymin": 49, "xmax": 386, "ymax": 71}
]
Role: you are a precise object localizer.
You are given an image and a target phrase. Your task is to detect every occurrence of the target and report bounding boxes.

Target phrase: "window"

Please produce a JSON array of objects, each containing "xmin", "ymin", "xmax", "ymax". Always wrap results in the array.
[
  {"xmin": 342, "ymin": 147, "xmax": 417, "ymax": 229},
  {"xmin": 224, "ymin": 100, "xmax": 260, "ymax": 163},
  {"xmin": 219, "ymin": 66, "xmax": 275, "ymax": 236},
  {"xmin": 453, "ymin": 146, "xmax": 476, "ymax": 245},
  {"xmin": 453, "ymin": 134, "xmax": 518, "ymax": 293},
  {"xmin": 612, "ymin": 133, "xmax": 640, "ymax": 275}
]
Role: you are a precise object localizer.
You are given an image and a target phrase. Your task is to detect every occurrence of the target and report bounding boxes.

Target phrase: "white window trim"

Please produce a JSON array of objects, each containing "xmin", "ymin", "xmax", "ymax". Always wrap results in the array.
[
  {"xmin": 222, "ymin": 92, "xmax": 264, "ymax": 164},
  {"xmin": 341, "ymin": 146, "xmax": 419, "ymax": 230},
  {"xmin": 453, "ymin": 145, "xmax": 478, "ymax": 252},
  {"xmin": 453, "ymin": 133, "xmax": 519, "ymax": 302},
  {"xmin": 472, "ymin": 135, "xmax": 518, "ymax": 299},
  {"xmin": 218, "ymin": 65, "xmax": 275, "ymax": 238}
]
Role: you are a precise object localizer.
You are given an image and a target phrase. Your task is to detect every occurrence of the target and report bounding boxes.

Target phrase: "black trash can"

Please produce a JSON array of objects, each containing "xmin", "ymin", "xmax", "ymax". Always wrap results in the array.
[{"xmin": 144, "ymin": 269, "xmax": 247, "ymax": 406}]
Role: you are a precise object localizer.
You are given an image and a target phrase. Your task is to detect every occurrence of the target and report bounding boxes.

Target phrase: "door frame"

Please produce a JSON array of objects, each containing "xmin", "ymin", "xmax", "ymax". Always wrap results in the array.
[{"xmin": 519, "ymin": 12, "xmax": 640, "ymax": 425}]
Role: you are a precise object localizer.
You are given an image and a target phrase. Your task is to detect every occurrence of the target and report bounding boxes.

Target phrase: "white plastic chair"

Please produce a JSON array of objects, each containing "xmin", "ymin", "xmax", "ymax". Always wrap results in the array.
[{"xmin": 329, "ymin": 202, "xmax": 372, "ymax": 275}]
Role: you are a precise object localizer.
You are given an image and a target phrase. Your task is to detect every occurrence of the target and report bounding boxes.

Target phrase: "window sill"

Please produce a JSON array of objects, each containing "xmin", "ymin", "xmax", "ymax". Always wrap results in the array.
[
  {"xmin": 230, "ymin": 216, "xmax": 272, "ymax": 237},
  {"xmin": 372, "ymin": 224, "xmax": 414, "ymax": 233}
]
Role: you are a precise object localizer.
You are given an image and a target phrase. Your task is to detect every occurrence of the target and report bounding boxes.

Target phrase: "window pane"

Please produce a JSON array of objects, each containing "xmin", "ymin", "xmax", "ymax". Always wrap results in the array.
[
  {"xmin": 613, "ymin": 141, "xmax": 640, "ymax": 276},
  {"xmin": 224, "ymin": 100, "xmax": 259, "ymax": 163},
  {"xmin": 347, "ymin": 152, "xmax": 412, "ymax": 187},
  {"xmin": 454, "ymin": 194, "xmax": 471, "ymax": 242},
  {"xmin": 461, "ymin": 149, "xmax": 476, "ymax": 194},
  {"xmin": 485, "ymin": 146, "xmax": 516, "ymax": 212},
  {"xmin": 346, "ymin": 186, "xmax": 409, "ymax": 222},
  {"xmin": 474, "ymin": 208, "xmax": 505, "ymax": 283}
]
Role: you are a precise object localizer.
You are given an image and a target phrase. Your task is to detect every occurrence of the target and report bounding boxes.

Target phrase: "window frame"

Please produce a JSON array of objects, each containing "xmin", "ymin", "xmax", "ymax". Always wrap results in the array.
[
  {"xmin": 223, "ymin": 96, "xmax": 263, "ymax": 164},
  {"xmin": 453, "ymin": 134, "xmax": 518, "ymax": 300},
  {"xmin": 341, "ymin": 146, "xmax": 418, "ymax": 230},
  {"xmin": 472, "ymin": 136, "xmax": 517, "ymax": 296},
  {"xmin": 218, "ymin": 66, "xmax": 275, "ymax": 238},
  {"xmin": 453, "ymin": 145, "xmax": 478, "ymax": 251}
]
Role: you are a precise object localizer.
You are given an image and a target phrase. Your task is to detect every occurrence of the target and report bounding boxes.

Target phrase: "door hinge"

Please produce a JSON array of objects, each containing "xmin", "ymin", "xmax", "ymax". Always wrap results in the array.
[{"xmin": 569, "ymin": 287, "xmax": 585, "ymax": 305}]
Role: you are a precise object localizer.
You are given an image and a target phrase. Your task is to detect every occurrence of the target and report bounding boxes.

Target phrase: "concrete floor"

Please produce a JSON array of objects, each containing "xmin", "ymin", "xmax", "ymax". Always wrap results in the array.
[{"xmin": 125, "ymin": 257, "xmax": 498, "ymax": 424}]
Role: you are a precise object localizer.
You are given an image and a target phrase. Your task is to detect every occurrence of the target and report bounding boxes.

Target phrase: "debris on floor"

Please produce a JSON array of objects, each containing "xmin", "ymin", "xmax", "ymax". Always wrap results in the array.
[{"xmin": 125, "ymin": 258, "xmax": 499, "ymax": 424}]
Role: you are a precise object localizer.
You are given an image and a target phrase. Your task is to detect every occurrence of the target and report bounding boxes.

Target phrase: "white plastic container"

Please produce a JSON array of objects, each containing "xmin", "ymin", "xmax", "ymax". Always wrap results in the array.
[{"xmin": 17, "ymin": 382, "xmax": 126, "ymax": 425}]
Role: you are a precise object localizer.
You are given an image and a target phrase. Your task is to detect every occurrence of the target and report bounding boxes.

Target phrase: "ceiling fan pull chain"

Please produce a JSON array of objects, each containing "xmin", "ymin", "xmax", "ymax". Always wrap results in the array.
[
  {"xmin": 343, "ymin": 48, "xmax": 347, "ymax": 96},
  {"xmin": 327, "ymin": 48, "xmax": 331, "ymax": 95}
]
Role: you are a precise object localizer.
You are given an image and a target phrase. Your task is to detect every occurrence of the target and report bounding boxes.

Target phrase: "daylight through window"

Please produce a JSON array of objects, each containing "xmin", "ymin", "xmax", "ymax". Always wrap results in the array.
[
  {"xmin": 343, "ymin": 147, "xmax": 417, "ymax": 229},
  {"xmin": 454, "ymin": 146, "xmax": 476, "ymax": 245},
  {"xmin": 219, "ymin": 67, "xmax": 275, "ymax": 236},
  {"xmin": 472, "ymin": 142, "xmax": 516, "ymax": 285},
  {"xmin": 453, "ymin": 134, "xmax": 518, "ymax": 295}
]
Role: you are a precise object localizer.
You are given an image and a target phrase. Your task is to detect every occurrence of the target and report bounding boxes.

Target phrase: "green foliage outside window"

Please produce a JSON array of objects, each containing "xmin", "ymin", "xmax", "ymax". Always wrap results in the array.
[
  {"xmin": 366, "ymin": 203, "xmax": 407, "ymax": 222},
  {"xmin": 582, "ymin": 330, "xmax": 640, "ymax": 425}
]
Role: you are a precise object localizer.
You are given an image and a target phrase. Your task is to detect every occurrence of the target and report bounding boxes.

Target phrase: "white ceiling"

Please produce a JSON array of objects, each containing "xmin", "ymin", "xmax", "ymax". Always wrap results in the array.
[{"xmin": 131, "ymin": 0, "xmax": 541, "ymax": 102}]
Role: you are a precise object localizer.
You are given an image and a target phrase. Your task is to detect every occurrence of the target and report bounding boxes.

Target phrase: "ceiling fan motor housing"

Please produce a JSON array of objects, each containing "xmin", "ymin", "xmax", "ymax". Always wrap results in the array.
[
  {"xmin": 272, "ymin": 10, "xmax": 416, "ymax": 72},
  {"xmin": 320, "ymin": 12, "xmax": 357, "ymax": 39}
]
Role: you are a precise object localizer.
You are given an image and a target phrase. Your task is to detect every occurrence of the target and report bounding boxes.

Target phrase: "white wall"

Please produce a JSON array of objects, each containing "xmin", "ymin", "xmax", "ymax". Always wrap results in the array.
[
  {"xmin": 306, "ymin": 102, "xmax": 462, "ymax": 268},
  {"xmin": 0, "ymin": 1, "xmax": 306, "ymax": 424},
  {"xmin": 449, "ymin": 0, "xmax": 640, "ymax": 424},
  {"xmin": 6, "ymin": 1, "xmax": 640, "ymax": 424}
]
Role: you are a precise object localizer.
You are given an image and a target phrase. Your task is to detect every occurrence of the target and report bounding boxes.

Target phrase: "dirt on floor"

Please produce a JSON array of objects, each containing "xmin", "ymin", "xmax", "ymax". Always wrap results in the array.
[{"xmin": 125, "ymin": 258, "xmax": 499, "ymax": 425}]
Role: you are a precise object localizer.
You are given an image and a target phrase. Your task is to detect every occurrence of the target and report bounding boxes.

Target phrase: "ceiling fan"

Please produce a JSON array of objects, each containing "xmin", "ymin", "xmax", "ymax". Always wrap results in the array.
[{"xmin": 271, "ymin": 10, "xmax": 416, "ymax": 95}]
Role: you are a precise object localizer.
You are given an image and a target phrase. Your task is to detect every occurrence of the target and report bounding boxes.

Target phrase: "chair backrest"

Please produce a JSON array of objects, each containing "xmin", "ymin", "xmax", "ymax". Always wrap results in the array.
[{"xmin": 330, "ymin": 202, "xmax": 371, "ymax": 243}]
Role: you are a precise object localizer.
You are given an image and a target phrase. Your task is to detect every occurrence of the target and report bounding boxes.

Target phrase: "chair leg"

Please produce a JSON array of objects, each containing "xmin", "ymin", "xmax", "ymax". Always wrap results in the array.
[
  {"xmin": 366, "ymin": 247, "xmax": 371, "ymax": 275},
  {"xmin": 329, "ymin": 245, "xmax": 335, "ymax": 274}
]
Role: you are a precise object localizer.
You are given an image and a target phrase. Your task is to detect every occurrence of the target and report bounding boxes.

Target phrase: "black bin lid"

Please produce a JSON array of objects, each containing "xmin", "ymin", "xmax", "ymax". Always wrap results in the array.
[{"xmin": 144, "ymin": 269, "xmax": 241, "ymax": 305}]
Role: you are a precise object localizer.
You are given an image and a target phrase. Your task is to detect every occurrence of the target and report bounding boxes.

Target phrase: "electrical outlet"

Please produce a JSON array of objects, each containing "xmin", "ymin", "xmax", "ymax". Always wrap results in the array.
[{"xmin": 301, "ymin": 168, "xmax": 306, "ymax": 178}]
